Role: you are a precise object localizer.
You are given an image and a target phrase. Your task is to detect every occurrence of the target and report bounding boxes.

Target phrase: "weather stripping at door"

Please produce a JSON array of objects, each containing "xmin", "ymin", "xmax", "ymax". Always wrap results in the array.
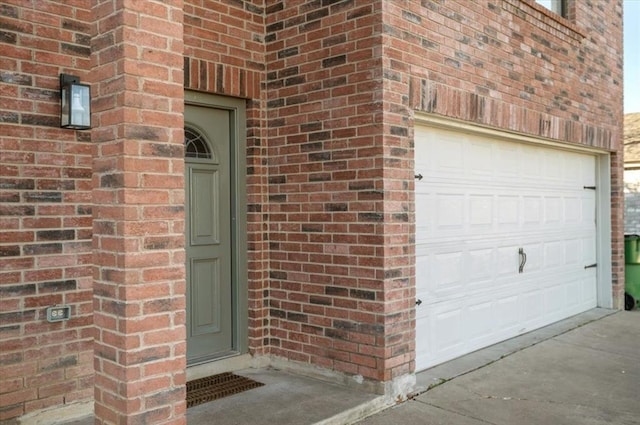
[{"xmin": 518, "ymin": 248, "xmax": 527, "ymax": 274}]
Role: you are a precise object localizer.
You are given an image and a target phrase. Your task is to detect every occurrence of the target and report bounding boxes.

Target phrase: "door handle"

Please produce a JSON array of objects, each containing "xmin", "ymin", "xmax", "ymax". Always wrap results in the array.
[{"xmin": 518, "ymin": 248, "xmax": 527, "ymax": 274}]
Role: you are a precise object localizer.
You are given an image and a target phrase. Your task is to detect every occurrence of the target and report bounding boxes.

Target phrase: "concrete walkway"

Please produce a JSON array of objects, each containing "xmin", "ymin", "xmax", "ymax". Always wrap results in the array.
[
  {"xmin": 357, "ymin": 309, "xmax": 640, "ymax": 425},
  {"xmin": 55, "ymin": 308, "xmax": 638, "ymax": 425}
]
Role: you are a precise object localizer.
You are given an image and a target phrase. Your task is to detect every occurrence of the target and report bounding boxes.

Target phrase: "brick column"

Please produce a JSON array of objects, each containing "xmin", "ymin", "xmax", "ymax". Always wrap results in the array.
[{"xmin": 90, "ymin": 1, "xmax": 185, "ymax": 423}]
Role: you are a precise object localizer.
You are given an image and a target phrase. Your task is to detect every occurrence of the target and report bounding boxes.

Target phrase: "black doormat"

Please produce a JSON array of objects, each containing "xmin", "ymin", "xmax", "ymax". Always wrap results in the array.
[{"xmin": 186, "ymin": 372, "xmax": 264, "ymax": 408}]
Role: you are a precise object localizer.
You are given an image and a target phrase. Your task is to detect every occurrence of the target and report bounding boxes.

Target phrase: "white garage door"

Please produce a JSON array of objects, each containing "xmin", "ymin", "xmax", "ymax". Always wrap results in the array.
[{"xmin": 415, "ymin": 125, "xmax": 598, "ymax": 371}]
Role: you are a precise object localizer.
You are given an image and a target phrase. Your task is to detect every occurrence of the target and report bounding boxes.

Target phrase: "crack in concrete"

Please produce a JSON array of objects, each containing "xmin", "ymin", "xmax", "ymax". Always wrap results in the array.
[{"xmin": 413, "ymin": 400, "xmax": 500, "ymax": 425}]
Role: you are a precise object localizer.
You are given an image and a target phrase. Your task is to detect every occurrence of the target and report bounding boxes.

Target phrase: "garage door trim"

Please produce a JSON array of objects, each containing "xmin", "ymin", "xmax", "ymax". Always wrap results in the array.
[{"xmin": 414, "ymin": 113, "xmax": 611, "ymax": 154}]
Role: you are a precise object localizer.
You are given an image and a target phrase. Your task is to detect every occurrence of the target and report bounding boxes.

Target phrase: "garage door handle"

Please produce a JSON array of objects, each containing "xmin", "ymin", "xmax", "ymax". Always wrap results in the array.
[{"xmin": 518, "ymin": 248, "xmax": 527, "ymax": 273}]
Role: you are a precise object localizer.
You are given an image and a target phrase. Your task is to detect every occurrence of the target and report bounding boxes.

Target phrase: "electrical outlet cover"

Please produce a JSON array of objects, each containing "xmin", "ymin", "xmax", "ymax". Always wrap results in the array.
[{"xmin": 46, "ymin": 305, "xmax": 71, "ymax": 322}]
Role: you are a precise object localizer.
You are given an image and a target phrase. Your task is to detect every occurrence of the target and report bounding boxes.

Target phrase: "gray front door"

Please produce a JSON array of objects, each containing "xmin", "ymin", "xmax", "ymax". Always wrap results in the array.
[{"xmin": 185, "ymin": 104, "xmax": 233, "ymax": 363}]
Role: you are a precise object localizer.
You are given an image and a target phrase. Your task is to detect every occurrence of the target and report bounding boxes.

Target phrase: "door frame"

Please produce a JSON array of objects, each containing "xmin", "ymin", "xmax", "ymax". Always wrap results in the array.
[
  {"xmin": 414, "ymin": 112, "xmax": 613, "ymax": 309},
  {"xmin": 184, "ymin": 90, "xmax": 248, "ymax": 361}
]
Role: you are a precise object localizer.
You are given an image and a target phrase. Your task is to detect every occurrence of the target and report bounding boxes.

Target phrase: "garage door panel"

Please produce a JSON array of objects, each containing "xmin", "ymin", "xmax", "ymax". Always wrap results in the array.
[
  {"xmin": 468, "ymin": 248, "xmax": 494, "ymax": 282},
  {"xmin": 419, "ymin": 235, "xmax": 591, "ymax": 288},
  {"xmin": 429, "ymin": 135, "xmax": 465, "ymax": 174},
  {"xmin": 419, "ymin": 288, "xmax": 535, "ymax": 366},
  {"xmin": 523, "ymin": 196, "xmax": 543, "ymax": 224},
  {"xmin": 497, "ymin": 196, "xmax": 520, "ymax": 226},
  {"xmin": 418, "ymin": 243, "xmax": 577, "ymax": 305},
  {"xmin": 497, "ymin": 245, "xmax": 521, "ymax": 275},
  {"xmin": 415, "ymin": 125, "xmax": 598, "ymax": 371},
  {"xmin": 543, "ymin": 152, "xmax": 565, "ymax": 181},
  {"xmin": 564, "ymin": 239, "xmax": 581, "ymax": 265},
  {"xmin": 418, "ymin": 244, "xmax": 512, "ymax": 302},
  {"xmin": 468, "ymin": 141, "xmax": 493, "ymax": 176},
  {"xmin": 436, "ymin": 194, "xmax": 465, "ymax": 228},
  {"xmin": 469, "ymin": 195, "xmax": 493, "ymax": 226},
  {"xmin": 565, "ymin": 154, "xmax": 585, "ymax": 182},
  {"xmin": 543, "ymin": 241, "xmax": 565, "ymax": 268},
  {"xmin": 521, "ymin": 146, "xmax": 544, "ymax": 178},
  {"xmin": 420, "ymin": 204, "xmax": 594, "ymax": 241},
  {"xmin": 420, "ymin": 190, "xmax": 593, "ymax": 241},
  {"xmin": 496, "ymin": 145, "xmax": 520, "ymax": 176},
  {"xmin": 467, "ymin": 301, "xmax": 496, "ymax": 347},
  {"xmin": 544, "ymin": 196, "xmax": 563, "ymax": 224},
  {"xmin": 564, "ymin": 197, "xmax": 582, "ymax": 222},
  {"xmin": 417, "ymin": 131, "xmax": 595, "ymax": 189},
  {"xmin": 433, "ymin": 307, "xmax": 464, "ymax": 357},
  {"xmin": 565, "ymin": 279, "xmax": 583, "ymax": 310},
  {"xmin": 522, "ymin": 290, "xmax": 544, "ymax": 323},
  {"xmin": 433, "ymin": 251, "xmax": 464, "ymax": 291},
  {"xmin": 545, "ymin": 284, "xmax": 567, "ymax": 316},
  {"xmin": 416, "ymin": 270, "xmax": 596, "ymax": 368}
]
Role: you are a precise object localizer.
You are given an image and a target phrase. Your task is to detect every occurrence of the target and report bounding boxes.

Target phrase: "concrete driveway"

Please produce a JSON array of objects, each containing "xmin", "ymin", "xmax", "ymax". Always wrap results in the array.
[
  {"xmin": 56, "ymin": 309, "xmax": 638, "ymax": 425},
  {"xmin": 357, "ymin": 310, "xmax": 640, "ymax": 425}
]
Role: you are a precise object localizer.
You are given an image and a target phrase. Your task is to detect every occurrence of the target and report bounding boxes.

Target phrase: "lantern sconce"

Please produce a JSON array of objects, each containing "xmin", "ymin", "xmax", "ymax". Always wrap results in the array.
[{"xmin": 60, "ymin": 74, "xmax": 91, "ymax": 130}]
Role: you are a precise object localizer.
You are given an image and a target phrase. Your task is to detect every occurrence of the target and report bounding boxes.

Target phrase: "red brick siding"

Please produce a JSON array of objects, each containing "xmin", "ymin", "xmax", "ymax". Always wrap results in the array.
[
  {"xmin": 183, "ymin": 0, "xmax": 264, "ymax": 98},
  {"xmin": 264, "ymin": 0, "xmax": 415, "ymax": 382},
  {"xmin": 386, "ymin": 0, "xmax": 624, "ymax": 305},
  {"xmin": 245, "ymin": 97, "xmax": 271, "ymax": 355},
  {"xmin": 90, "ymin": 0, "xmax": 186, "ymax": 424},
  {"xmin": 401, "ymin": 0, "xmax": 620, "ymax": 148},
  {"xmin": 0, "ymin": 1, "xmax": 94, "ymax": 421}
]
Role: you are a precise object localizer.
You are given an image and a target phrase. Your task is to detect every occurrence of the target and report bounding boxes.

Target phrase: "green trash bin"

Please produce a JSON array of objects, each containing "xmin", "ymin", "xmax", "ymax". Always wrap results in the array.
[
  {"xmin": 625, "ymin": 234, "xmax": 640, "ymax": 264},
  {"xmin": 624, "ymin": 235, "xmax": 640, "ymax": 310}
]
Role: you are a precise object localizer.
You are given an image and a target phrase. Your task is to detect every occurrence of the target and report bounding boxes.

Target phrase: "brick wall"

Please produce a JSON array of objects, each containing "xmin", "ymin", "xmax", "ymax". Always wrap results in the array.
[
  {"xmin": 90, "ymin": 0, "xmax": 186, "ymax": 423},
  {"xmin": 264, "ymin": 0, "xmax": 415, "ymax": 383},
  {"xmin": 0, "ymin": 1, "xmax": 94, "ymax": 421},
  {"xmin": 401, "ymin": 0, "xmax": 621, "ymax": 141}
]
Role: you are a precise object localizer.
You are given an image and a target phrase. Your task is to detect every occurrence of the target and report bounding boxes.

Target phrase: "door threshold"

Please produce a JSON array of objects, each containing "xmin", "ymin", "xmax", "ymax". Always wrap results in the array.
[{"xmin": 187, "ymin": 353, "xmax": 258, "ymax": 381}]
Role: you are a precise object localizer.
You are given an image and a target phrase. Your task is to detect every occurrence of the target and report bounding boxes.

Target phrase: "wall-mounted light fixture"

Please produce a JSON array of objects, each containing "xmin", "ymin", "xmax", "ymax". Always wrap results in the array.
[{"xmin": 60, "ymin": 74, "xmax": 91, "ymax": 130}]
